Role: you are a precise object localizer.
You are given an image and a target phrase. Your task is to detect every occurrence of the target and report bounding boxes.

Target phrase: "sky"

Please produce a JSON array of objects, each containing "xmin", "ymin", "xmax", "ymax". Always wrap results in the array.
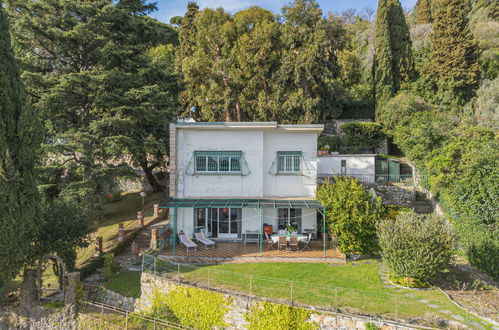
[{"xmin": 152, "ymin": 0, "xmax": 418, "ymax": 24}]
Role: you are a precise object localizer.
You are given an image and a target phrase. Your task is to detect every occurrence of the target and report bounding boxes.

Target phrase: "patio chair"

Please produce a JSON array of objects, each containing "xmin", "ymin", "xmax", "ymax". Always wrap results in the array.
[
  {"xmin": 194, "ymin": 232, "xmax": 215, "ymax": 250},
  {"xmin": 265, "ymin": 232, "xmax": 276, "ymax": 250},
  {"xmin": 289, "ymin": 236, "xmax": 299, "ymax": 252},
  {"xmin": 278, "ymin": 235, "xmax": 287, "ymax": 252},
  {"xmin": 179, "ymin": 234, "xmax": 198, "ymax": 253},
  {"xmin": 300, "ymin": 232, "xmax": 312, "ymax": 251}
]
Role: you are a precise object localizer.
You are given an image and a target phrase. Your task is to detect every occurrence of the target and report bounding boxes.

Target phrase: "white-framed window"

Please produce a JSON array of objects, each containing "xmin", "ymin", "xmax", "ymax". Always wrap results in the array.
[
  {"xmin": 194, "ymin": 151, "xmax": 242, "ymax": 173},
  {"xmin": 276, "ymin": 151, "xmax": 301, "ymax": 174}
]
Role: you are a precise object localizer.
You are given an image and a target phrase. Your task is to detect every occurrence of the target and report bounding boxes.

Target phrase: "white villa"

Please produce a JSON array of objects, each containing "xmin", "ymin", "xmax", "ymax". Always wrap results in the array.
[{"xmin": 160, "ymin": 120, "xmax": 332, "ymax": 258}]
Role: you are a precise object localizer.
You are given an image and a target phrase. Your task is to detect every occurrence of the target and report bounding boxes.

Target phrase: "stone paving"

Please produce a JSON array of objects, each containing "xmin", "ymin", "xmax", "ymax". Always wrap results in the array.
[{"xmin": 375, "ymin": 263, "xmax": 489, "ymax": 329}]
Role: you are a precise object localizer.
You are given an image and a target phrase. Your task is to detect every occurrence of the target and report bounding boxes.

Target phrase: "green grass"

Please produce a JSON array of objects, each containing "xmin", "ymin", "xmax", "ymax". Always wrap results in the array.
[
  {"xmin": 106, "ymin": 271, "xmax": 142, "ymax": 298},
  {"xmin": 150, "ymin": 260, "xmax": 493, "ymax": 327},
  {"xmin": 76, "ymin": 191, "xmax": 165, "ymax": 267}
]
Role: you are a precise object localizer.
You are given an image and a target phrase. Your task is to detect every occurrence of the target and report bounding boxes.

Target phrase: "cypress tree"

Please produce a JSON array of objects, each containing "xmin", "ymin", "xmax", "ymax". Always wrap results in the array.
[
  {"xmin": 415, "ymin": 0, "xmax": 432, "ymax": 24},
  {"xmin": 177, "ymin": 2, "xmax": 199, "ymax": 60},
  {"xmin": 426, "ymin": 0, "xmax": 481, "ymax": 105},
  {"xmin": 373, "ymin": 0, "xmax": 415, "ymax": 110},
  {"xmin": 0, "ymin": 5, "xmax": 42, "ymax": 281}
]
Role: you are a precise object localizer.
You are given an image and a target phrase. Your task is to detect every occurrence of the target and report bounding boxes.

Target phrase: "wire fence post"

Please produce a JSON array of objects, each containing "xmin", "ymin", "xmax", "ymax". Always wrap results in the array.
[
  {"xmin": 249, "ymin": 275, "xmax": 253, "ymax": 296},
  {"xmin": 290, "ymin": 281, "xmax": 293, "ymax": 305},
  {"xmin": 153, "ymin": 255, "xmax": 157, "ymax": 275},
  {"xmin": 395, "ymin": 296, "xmax": 398, "ymax": 323},
  {"xmin": 177, "ymin": 262, "xmax": 180, "ymax": 280},
  {"xmin": 207, "ymin": 267, "xmax": 211, "ymax": 287},
  {"xmin": 125, "ymin": 311, "xmax": 128, "ymax": 329},
  {"xmin": 335, "ymin": 287, "xmax": 338, "ymax": 311}
]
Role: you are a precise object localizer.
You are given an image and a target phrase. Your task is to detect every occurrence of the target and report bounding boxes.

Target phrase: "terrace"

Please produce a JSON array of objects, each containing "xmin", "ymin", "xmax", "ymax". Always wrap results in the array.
[{"xmin": 158, "ymin": 240, "xmax": 346, "ymax": 264}]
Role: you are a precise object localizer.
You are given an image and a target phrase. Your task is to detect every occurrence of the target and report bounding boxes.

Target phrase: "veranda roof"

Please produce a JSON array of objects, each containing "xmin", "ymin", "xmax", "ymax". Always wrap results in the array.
[{"xmin": 159, "ymin": 198, "xmax": 324, "ymax": 209}]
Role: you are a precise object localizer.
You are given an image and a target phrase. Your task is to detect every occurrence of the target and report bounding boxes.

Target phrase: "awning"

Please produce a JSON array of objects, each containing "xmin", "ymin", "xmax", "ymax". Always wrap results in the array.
[{"xmin": 159, "ymin": 198, "xmax": 324, "ymax": 209}]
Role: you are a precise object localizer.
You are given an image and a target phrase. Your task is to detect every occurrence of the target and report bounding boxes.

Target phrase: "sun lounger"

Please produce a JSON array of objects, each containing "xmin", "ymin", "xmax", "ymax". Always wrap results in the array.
[
  {"xmin": 179, "ymin": 234, "xmax": 198, "ymax": 252},
  {"xmin": 194, "ymin": 232, "xmax": 216, "ymax": 250}
]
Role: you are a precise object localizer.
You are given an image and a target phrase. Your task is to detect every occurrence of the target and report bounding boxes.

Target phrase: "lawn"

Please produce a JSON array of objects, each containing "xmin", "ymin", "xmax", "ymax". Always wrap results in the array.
[
  {"xmin": 76, "ymin": 191, "xmax": 165, "ymax": 267},
  {"xmin": 149, "ymin": 259, "xmax": 493, "ymax": 328},
  {"xmin": 106, "ymin": 271, "xmax": 142, "ymax": 298}
]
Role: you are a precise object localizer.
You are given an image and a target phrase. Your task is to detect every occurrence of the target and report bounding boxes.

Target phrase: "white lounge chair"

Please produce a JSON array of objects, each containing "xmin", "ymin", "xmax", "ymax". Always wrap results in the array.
[
  {"xmin": 194, "ymin": 232, "xmax": 215, "ymax": 250},
  {"xmin": 179, "ymin": 234, "xmax": 198, "ymax": 253}
]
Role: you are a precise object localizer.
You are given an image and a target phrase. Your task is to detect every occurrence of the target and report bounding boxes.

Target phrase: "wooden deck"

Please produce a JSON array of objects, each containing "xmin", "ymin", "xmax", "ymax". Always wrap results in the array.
[{"xmin": 159, "ymin": 241, "xmax": 346, "ymax": 264}]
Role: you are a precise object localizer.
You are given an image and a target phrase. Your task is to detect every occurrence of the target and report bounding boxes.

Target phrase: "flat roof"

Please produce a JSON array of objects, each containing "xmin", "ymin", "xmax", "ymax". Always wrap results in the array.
[
  {"xmin": 174, "ymin": 121, "xmax": 324, "ymax": 132},
  {"xmin": 160, "ymin": 198, "xmax": 324, "ymax": 209}
]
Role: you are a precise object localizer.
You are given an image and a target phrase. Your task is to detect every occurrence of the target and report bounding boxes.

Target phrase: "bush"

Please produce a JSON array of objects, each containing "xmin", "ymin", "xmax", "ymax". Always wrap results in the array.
[
  {"xmin": 317, "ymin": 177, "xmax": 387, "ymax": 254},
  {"xmin": 103, "ymin": 253, "xmax": 119, "ymax": 281},
  {"xmin": 317, "ymin": 135, "xmax": 342, "ymax": 151},
  {"xmin": 245, "ymin": 302, "xmax": 315, "ymax": 330},
  {"xmin": 341, "ymin": 122, "xmax": 385, "ymax": 151},
  {"xmin": 377, "ymin": 213, "xmax": 455, "ymax": 282},
  {"xmin": 144, "ymin": 286, "xmax": 230, "ymax": 329}
]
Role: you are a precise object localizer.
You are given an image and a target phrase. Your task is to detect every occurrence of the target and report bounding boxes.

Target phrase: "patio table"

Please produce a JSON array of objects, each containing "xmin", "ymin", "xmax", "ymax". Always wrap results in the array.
[{"xmin": 271, "ymin": 234, "xmax": 307, "ymax": 243}]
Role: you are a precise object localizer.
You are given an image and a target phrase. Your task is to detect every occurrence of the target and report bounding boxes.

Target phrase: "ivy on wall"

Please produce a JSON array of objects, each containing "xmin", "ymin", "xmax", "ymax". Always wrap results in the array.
[
  {"xmin": 145, "ymin": 286, "xmax": 231, "ymax": 330},
  {"xmin": 245, "ymin": 301, "xmax": 317, "ymax": 330}
]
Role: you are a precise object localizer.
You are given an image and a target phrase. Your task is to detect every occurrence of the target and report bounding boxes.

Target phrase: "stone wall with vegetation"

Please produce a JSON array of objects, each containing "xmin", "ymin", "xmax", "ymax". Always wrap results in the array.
[
  {"xmin": 369, "ymin": 183, "xmax": 416, "ymax": 207},
  {"xmin": 136, "ymin": 272, "xmax": 414, "ymax": 330}
]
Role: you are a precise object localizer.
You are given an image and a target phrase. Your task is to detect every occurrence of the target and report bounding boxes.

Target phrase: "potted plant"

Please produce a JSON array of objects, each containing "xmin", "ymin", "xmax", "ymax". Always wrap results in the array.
[{"xmin": 285, "ymin": 223, "xmax": 298, "ymax": 235}]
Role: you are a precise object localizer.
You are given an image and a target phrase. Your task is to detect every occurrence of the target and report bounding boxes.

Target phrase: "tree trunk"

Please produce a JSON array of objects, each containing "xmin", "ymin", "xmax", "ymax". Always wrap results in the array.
[
  {"xmin": 142, "ymin": 164, "xmax": 163, "ymax": 192},
  {"xmin": 20, "ymin": 269, "xmax": 37, "ymax": 313},
  {"xmin": 235, "ymin": 99, "xmax": 242, "ymax": 122}
]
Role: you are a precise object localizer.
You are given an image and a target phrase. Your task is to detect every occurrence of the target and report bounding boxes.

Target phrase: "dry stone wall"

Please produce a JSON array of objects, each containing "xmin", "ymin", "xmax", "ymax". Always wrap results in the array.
[{"xmin": 137, "ymin": 272, "xmax": 417, "ymax": 330}]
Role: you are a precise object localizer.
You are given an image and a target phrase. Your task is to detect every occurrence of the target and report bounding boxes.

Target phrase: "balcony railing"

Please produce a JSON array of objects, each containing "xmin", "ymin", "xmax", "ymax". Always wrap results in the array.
[{"xmin": 318, "ymin": 173, "xmax": 414, "ymax": 185}]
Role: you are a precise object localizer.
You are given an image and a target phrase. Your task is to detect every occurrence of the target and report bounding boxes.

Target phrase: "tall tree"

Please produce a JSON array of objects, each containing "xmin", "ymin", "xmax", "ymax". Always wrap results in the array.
[
  {"xmin": 373, "ymin": 0, "xmax": 415, "ymax": 111},
  {"xmin": 425, "ymin": 0, "xmax": 481, "ymax": 105},
  {"xmin": 0, "ymin": 4, "xmax": 42, "ymax": 281},
  {"xmin": 278, "ymin": 0, "xmax": 345, "ymax": 123},
  {"xmin": 415, "ymin": 0, "xmax": 432, "ymax": 24},
  {"xmin": 10, "ymin": 0, "xmax": 178, "ymax": 195}
]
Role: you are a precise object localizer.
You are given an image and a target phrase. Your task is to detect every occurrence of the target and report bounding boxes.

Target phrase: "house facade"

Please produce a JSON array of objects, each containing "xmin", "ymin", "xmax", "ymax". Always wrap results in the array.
[{"xmin": 164, "ymin": 121, "xmax": 325, "ymax": 241}]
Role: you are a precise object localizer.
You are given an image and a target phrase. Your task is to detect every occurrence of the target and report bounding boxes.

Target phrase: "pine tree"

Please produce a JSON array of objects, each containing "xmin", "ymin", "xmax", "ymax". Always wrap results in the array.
[
  {"xmin": 0, "ymin": 5, "xmax": 42, "ymax": 281},
  {"xmin": 373, "ymin": 0, "xmax": 415, "ymax": 110},
  {"xmin": 415, "ymin": 0, "xmax": 432, "ymax": 24},
  {"xmin": 426, "ymin": 0, "xmax": 481, "ymax": 105}
]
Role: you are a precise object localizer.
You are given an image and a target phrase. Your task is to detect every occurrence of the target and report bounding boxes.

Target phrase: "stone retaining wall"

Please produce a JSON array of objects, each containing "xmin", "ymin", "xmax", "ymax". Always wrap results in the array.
[
  {"xmin": 95, "ymin": 288, "xmax": 136, "ymax": 311},
  {"xmin": 136, "ymin": 272, "xmax": 417, "ymax": 330},
  {"xmin": 368, "ymin": 183, "xmax": 416, "ymax": 207}
]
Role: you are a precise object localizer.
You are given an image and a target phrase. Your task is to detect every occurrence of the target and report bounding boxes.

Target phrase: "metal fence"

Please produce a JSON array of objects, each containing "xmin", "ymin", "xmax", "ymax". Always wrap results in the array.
[
  {"xmin": 141, "ymin": 254, "xmax": 415, "ymax": 322},
  {"xmin": 78, "ymin": 300, "xmax": 189, "ymax": 329},
  {"xmin": 318, "ymin": 173, "xmax": 415, "ymax": 185}
]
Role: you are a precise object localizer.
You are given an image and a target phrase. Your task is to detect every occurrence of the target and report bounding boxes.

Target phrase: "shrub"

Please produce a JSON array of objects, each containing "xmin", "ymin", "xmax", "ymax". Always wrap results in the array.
[
  {"xmin": 365, "ymin": 322, "xmax": 380, "ymax": 330},
  {"xmin": 377, "ymin": 213, "xmax": 455, "ymax": 282},
  {"xmin": 341, "ymin": 122, "xmax": 385, "ymax": 150},
  {"xmin": 145, "ymin": 286, "xmax": 230, "ymax": 330},
  {"xmin": 317, "ymin": 135, "xmax": 342, "ymax": 152},
  {"xmin": 317, "ymin": 177, "xmax": 387, "ymax": 254},
  {"xmin": 103, "ymin": 253, "xmax": 119, "ymax": 281},
  {"xmin": 245, "ymin": 301, "xmax": 315, "ymax": 330}
]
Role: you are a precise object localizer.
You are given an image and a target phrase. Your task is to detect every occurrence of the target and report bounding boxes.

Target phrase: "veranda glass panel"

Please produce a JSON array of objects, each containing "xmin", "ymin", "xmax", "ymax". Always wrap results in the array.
[
  {"xmin": 230, "ymin": 208, "xmax": 240, "ymax": 234},
  {"xmin": 278, "ymin": 208, "xmax": 288, "ymax": 230},
  {"xmin": 219, "ymin": 208, "xmax": 229, "ymax": 233}
]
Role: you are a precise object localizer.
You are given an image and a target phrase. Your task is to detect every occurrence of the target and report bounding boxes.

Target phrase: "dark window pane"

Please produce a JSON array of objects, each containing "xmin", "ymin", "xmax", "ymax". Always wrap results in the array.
[
  {"xmin": 230, "ymin": 157, "xmax": 240, "ymax": 171},
  {"xmin": 196, "ymin": 156, "xmax": 207, "ymax": 171},
  {"xmin": 207, "ymin": 156, "xmax": 218, "ymax": 171},
  {"xmin": 219, "ymin": 156, "xmax": 230, "ymax": 171}
]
